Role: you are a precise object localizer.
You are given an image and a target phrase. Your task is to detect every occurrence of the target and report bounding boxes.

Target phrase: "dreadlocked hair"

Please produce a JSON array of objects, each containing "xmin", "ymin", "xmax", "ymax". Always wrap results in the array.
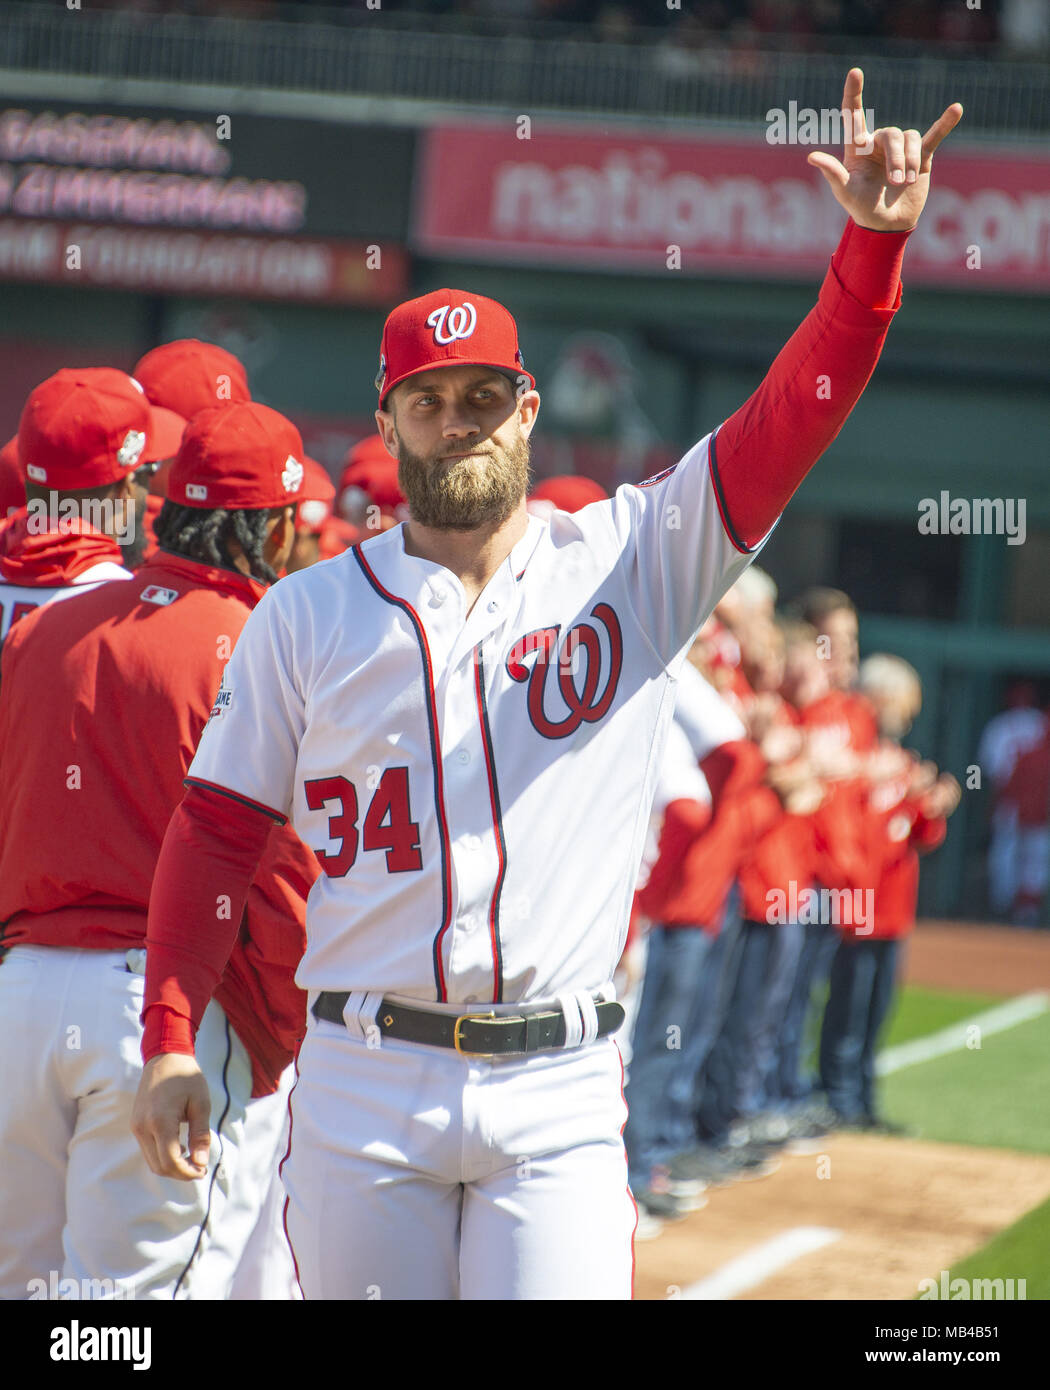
[{"xmin": 154, "ymin": 500, "xmax": 282, "ymax": 586}]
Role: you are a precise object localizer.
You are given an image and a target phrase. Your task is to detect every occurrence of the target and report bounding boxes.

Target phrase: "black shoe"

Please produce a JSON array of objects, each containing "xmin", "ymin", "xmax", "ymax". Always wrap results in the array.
[
  {"xmin": 669, "ymin": 1144, "xmax": 742, "ymax": 1188},
  {"xmin": 861, "ymin": 1113, "xmax": 916, "ymax": 1138},
  {"xmin": 635, "ymin": 1187, "xmax": 694, "ymax": 1220},
  {"xmin": 712, "ymin": 1142, "xmax": 781, "ymax": 1180},
  {"xmin": 726, "ymin": 1119, "xmax": 788, "ymax": 1152}
]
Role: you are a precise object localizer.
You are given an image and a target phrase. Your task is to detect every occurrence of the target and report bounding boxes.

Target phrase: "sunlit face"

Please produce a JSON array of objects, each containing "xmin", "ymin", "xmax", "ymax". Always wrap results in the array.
[
  {"xmin": 821, "ymin": 607, "xmax": 859, "ymax": 692},
  {"xmin": 780, "ymin": 641, "xmax": 829, "ymax": 710},
  {"xmin": 873, "ymin": 687, "xmax": 921, "ymax": 740},
  {"xmin": 376, "ymin": 366, "xmax": 540, "ymax": 531},
  {"xmin": 741, "ymin": 619, "xmax": 785, "ymax": 694}
]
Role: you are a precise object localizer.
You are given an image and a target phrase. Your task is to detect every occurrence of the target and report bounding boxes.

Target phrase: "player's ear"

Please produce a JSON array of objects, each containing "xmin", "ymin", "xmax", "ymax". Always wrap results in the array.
[
  {"xmin": 516, "ymin": 388, "xmax": 541, "ymax": 438},
  {"xmin": 374, "ymin": 406, "xmax": 398, "ymax": 458},
  {"xmin": 265, "ymin": 504, "xmax": 297, "ymax": 572}
]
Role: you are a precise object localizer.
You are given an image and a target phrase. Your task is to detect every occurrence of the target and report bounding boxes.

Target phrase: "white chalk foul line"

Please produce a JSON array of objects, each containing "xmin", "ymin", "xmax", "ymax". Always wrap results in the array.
[
  {"xmin": 681, "ymin": 1227, "xmax": 842, "ymax": 1300},
  {"xmin": 875, "ymin": 991, "xmax": 1050, "ymax": 1077}
]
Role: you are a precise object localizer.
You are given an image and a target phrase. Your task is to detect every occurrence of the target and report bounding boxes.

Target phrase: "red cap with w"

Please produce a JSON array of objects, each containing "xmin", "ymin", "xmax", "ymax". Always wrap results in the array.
[{"xmin": 375, "ymin": 289, "xmax": 534, "ymax": 407}]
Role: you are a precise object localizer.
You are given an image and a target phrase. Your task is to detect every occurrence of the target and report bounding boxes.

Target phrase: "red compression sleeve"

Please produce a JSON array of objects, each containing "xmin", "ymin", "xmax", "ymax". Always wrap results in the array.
[
  {"xmin": 713, "ymin": 221, "xmax": 911, "ymax": 550},
  {"xmin": 141, "ymin": 781, "xmax": 278, "ymax": 1062}
]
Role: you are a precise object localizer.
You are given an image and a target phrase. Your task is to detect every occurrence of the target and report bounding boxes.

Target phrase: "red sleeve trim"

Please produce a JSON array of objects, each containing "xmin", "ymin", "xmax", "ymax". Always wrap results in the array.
[
  {"xmin": 184, "ymin": 776, "xmax": 287, "ymax": 825},
  {"xmin": 707, "ymin": 428, "xmax": 751, "ymax": 556},
  {"xmin": 833, "ymin": 221, "xmax": 910, "ymax": 313}
]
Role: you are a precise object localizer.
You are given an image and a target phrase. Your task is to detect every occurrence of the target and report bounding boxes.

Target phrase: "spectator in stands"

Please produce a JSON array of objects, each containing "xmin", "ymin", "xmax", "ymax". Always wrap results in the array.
[
  {"xmin": 999, "ymin": 715, "xmax": 1050, "ymax": 926},
  {"xmin": 978, "ymin": 681, "xmax": 1048, "ymax": 920}
]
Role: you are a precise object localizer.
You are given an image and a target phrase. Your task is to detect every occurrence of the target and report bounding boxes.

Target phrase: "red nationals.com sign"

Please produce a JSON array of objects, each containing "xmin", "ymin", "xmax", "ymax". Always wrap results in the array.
[{"xmin": 415, "ymin": 123, "xmax": 1050, "ymax": 291}]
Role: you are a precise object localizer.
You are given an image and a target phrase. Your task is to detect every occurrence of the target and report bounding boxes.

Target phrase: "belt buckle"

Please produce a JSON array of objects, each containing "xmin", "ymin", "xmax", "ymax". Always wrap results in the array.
[{"xmin": 453, "ymin": 1010, "xmax": 498, "ymax": 1057}]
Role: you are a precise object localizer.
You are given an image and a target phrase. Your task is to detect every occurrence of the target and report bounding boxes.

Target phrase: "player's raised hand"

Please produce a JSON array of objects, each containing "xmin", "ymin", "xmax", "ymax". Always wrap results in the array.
[
  {"xmin": 132, "ymin": 1053, "xmax": 213, "ymax": 1181},
  {"xmin": 807, "ymin": 67, "xmax": 963, "ymax": 232}
]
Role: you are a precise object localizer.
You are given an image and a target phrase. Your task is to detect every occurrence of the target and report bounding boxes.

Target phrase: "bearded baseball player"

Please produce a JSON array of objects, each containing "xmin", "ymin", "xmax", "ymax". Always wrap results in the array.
[{"xmin": 133, "ymin": 72, "xmax": 962, "ymax": 1299}]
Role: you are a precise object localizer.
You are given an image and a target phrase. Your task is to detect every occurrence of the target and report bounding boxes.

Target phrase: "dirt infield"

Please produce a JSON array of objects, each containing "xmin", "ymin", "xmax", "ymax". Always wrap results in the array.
[
  {"xmin": 904, "ymin": 920, "xmax": 1050, "ymax": 997},
  {"xmin": 635, "ymin": 1134, "xmax": 1050, "ymax": 1300},
  {"xmin": 635, "ymin": 920, "xmax": 1050, "ymax": 1300}
]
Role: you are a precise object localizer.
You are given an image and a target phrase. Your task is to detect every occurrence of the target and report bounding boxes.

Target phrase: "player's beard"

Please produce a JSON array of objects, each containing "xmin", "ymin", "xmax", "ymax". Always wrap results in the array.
[{"xmin": 396, "ymin": 432, "xmax": 531, "ymax": 530}]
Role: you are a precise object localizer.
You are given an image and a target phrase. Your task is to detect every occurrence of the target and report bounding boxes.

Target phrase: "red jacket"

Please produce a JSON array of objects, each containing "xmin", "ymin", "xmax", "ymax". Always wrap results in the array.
[
  {"xmin": 0, "ymin": 548, "xmax": 319, "ymax": 1095},
  {"xmin": 0, "ymin": 510, "xmax": 130, "ymax": 645},
  {"xmin": 738, "ymin": 797, "xmax": 820, "ymax": 923},
  {"xmin": 639, "ymin": 736, "xmax": 773, "ymax": 931},
  {"xmin": 1001, "ymin": 732, "xmax": 1050, "ymax": 827},
  {"xmin": 840, "ymin": 773, "xmax": 946, "ymax": 941},
  {"xmin": 799, "ymin": 689, "xmax": 879, "ymax": 756}
]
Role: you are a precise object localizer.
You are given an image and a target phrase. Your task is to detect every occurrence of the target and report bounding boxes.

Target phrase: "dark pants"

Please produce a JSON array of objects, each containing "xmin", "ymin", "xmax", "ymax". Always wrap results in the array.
[
  {"xmin": 774, "ymin": 916, "xmax": 841, "ymax": 1107},
  {"xmin": 695, "ymin": 916, "xmax": 805, "ymax": 1141},
  {"xmin": 623, "ymin": 925, "xmax": 718, "ymax": 1188},
  {"xmin": 819, "ymin": 937, "xmax": 902, "ymax": 1119}
]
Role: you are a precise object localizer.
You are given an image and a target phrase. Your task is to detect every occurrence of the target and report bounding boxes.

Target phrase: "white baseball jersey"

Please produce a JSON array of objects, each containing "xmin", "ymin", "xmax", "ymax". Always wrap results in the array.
[
  {"xmin": 0, "ymin": 562, "xmax": 131, "ymax": 644},
  {"xmin": 635, "ymin": 665, "xmax": 744, "ymax": 892},
  {"xmin": 188, "ymin": 432, "xmax": 767, "ymax": 1005},
  {"xmin": 673, "ymin": 658, "xmax": 747, "ymax": 760}
]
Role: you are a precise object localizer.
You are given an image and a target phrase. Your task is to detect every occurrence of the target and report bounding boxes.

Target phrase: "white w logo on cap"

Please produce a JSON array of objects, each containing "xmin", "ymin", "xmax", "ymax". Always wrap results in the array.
[{"xmin": 426, "ymin": 303, "xmax": 478, "ymax": 346}]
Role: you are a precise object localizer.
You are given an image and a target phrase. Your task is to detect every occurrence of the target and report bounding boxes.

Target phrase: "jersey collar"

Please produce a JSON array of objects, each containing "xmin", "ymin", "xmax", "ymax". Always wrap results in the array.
[{"xmin": 147, "ymin": 549, "xmax": 269, "ymax": 608}]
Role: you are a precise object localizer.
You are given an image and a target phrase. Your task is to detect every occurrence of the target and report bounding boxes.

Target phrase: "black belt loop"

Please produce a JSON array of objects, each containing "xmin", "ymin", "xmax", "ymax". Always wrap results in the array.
[{"xmin": 312, "ymin": 992, "xmax": 624, "ymax": 1057}]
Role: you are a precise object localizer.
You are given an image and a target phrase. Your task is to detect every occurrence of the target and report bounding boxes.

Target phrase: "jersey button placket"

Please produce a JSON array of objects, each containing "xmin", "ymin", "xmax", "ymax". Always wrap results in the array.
[{"xmin": 441, "ymin": 659, "xmax": 501, "ymax": 1003}]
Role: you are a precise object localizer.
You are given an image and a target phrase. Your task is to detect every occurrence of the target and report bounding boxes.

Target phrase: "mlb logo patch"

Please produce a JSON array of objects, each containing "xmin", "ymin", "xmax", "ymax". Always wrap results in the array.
[
  {"xmin": 140, "ymin": 585, "xmax": 178, "ymax": 606},
  {"xmin": 186, "ymin": 483, "xmax": 208, "ymax": 501}
]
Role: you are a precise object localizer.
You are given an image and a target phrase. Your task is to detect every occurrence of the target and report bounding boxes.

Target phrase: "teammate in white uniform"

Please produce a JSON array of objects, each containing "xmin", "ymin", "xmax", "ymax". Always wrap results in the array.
[{"xmin": 133, "ymin": 75, "xmax": 963, "ymax": 1298}]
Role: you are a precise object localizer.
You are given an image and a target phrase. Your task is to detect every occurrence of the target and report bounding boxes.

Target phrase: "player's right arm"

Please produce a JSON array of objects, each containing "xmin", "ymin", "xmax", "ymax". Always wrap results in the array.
[
  {"xmin": 133, "ymin": 587, "xmax": 305, "ymax": 1179},
  {"xmin": 595, "ymin": 70, "xmax": 961, "ymax": 667}
]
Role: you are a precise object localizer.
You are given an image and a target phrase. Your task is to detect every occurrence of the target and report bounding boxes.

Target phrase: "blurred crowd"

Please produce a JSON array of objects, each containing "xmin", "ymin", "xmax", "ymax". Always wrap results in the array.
[
  {"xmin": 606, "ymin": 559, "xmax": 963, "ymax": 1237},
  {"xmin": 23, "ymin": 0, "xmax": 1050, "ymax": 57}
]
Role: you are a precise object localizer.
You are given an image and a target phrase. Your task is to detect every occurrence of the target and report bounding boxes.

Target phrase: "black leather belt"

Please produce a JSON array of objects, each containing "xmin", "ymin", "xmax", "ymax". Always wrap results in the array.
[{"xmin": 312, "ymin": 991, "xmax": 625, "ymax": 1057}]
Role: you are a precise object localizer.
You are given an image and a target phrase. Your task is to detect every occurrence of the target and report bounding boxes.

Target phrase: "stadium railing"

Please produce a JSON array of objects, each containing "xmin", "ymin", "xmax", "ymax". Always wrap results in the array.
[{"xmin": 0, "ymin": 3, "xmax": 1048, "ymax": 137}]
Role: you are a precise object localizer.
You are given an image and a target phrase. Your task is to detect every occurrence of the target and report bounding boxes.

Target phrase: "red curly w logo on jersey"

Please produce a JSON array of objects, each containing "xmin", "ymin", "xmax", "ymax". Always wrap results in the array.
[{"xmin": 507, "ymin": 603, "xmax": 623, "ymax": 739}]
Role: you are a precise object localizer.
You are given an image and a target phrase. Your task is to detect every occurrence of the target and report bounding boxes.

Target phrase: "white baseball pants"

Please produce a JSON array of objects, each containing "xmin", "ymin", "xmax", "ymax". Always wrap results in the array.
[
  {"xmin": 282, "ymin": 995, "xmax": 637, "ymax": 1301},
  {"xmin": 0, "ymin": 944, "xmax": 260, "ymax": 1300}
]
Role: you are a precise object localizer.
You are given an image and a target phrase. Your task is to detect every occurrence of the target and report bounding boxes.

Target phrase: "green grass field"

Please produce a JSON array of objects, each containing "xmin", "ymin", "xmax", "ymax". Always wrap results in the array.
[
  {"xmin": 930, "ymin": 1197, "xmax": 1050, "ymax": 1301},
  {"xmin": 876, "ymin": 983, "xmax": 1050, "ymax": 1297},
  {"xmin": 879, "ymin": 992, "xmax": 1050, "ymax": 1156},
  {"xmin": 882, "ymin": 985, "xmax": 1003, "ymax": 1049}
]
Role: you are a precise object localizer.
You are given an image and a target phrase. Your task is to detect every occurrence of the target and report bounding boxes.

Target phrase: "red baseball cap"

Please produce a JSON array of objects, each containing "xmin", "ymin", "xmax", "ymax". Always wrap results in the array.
[
  {"xmin": 140, "ymin": 406, "xmax": 187, "ymax": 465},
  {"xmin": 529, "ymin": 475, "xmax": 609, "ymax": 514},
  {"xmin": 168, "ymin": 402, "xmax": 306, "ymax": 511},
  {"xmin": 338, "ymin": 434, "xmax": 404, "ymax": 517},
  {"xmin": 0, "ymin": 435, "xmax": 23, "ymax": 517},
  {"xmin": 18, "ymin": 368, "xmax": 162, "ymax": 490},
  {"xmin": 296, "ymin": 456, "xmax": 336, "ymax": 533},
  {"xmin": 375, "ymin": 289, "xmax": 534, "ymax": 408},
  {"xmin": 133, "ymin": 339, "xmax": 251, "ymax": 419}
]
